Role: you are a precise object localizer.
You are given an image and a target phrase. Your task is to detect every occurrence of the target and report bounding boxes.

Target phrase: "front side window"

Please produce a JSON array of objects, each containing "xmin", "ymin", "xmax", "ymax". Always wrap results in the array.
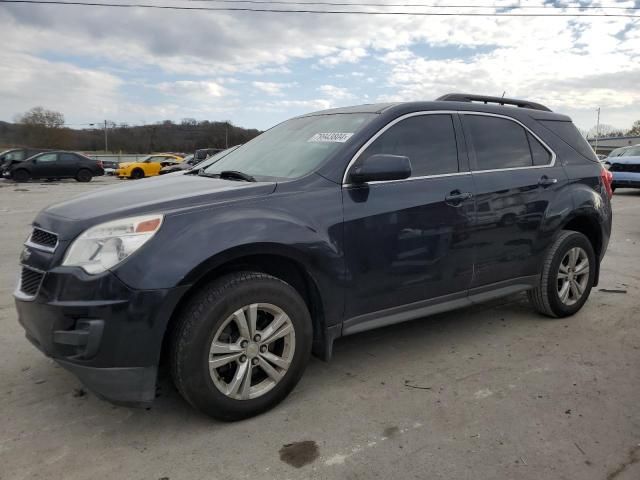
[
  {"xmin": 203, "ymin": 113, "xmax": 375, "ymax": 180},
  {"xmin": 464, "ymin": 115, "xmax": 533, "ymax": 170},
  {"xmin": 360, "ymin": 114, "xmax": 459, "ymax": 177},
  {"xmin": 36, "ymin": 153, "xmax": 57, "ymax": 163}
]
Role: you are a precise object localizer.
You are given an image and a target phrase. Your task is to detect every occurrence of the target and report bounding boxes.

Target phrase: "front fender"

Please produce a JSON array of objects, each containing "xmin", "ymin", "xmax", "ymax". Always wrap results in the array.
[{"xmin": 112, "ymin": 178, "xmax": 345, "ymax": 325}]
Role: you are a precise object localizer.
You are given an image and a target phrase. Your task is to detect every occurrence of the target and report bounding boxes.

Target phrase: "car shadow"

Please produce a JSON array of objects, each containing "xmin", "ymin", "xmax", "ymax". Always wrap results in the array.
[{"xmin": 144, "ymin": 292, "xmax": 537, "ymax": 423}]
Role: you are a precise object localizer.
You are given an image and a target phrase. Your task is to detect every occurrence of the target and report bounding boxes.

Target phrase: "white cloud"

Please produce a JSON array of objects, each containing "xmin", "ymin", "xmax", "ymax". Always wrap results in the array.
[
  {"xmin": 0, "ymin": 50, "xmax": 123, "ymax": 121},
  {"xmin": 318, "ymin": 84, "xmax": 354, "ymax": 100},
  {"xmin": 155, "ymin": 81, "xmax": 229, "ymax": 99},
  {"xmin": 0, "ymin": 1, "xmax": 639, "ymax": 130},
  {"xmin": 252, "ymin": 81, "xmax": 298, "ymax": 96},
  {"xmin": 317, "ymin": 48, "xmax": 368, "ymax": 67}
]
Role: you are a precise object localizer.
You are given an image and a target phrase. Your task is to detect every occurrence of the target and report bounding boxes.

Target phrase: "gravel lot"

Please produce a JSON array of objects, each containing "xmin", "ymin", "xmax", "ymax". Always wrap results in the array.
[{"xmin": 1, "ymin": 177, "xmax": 639, "ymax": 480}]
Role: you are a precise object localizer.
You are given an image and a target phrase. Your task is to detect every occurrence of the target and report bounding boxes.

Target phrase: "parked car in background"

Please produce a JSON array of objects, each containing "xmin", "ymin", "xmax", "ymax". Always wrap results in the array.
[
  {"xmin": 608, "ymin": 145, "xmax": 640, "ymax": 191},
  {"xmin": 116, "ymin": 153, "xmax": 183, "ymax": 179},
  {"xmin": 14, "ymin": 94, "xmax": 612, "ymax": 420},
  {"xmin": 100, "ymin": 159, "xmax": 120, "ymax": 175},
  {"xmin": 607, "ymin": 146, "xmax": 633, "ymax": 158},
  {"xmin": 195, "ymin": 148, "xmax": 223, "ymax": 162},
  {"xmin": 0, "ymin": 148, "xmax": 51, "ymax": 173},
  {"xmin": 159, "ymin": 154, "xmax": 199, "ymax": 174},
  {"xmin": 161, "ymin": 146, "xmax": 240, "ymax": 174},
  {"xmin": 5, "ymin": 151, "xmax": 104, "ymax": 182}
]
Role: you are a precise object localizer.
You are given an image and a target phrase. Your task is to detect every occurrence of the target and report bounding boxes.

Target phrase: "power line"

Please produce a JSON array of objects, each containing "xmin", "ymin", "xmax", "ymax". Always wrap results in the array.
[
  {"xmin": 184, "ymin": 0, "xmax": 640, "ymax": 10},
  {"xmin": 2, "ymin": 0, "xmax": 640, "ymax": 16}
]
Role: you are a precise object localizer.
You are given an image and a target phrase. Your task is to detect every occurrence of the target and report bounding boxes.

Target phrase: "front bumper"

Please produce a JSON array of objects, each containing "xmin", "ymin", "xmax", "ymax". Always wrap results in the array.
[
  {"xmin": 15, "ymin": 267, "xmax": 188, "ymax": 405},
  {"xmin": 612, "ymin": 171, "xmax": 640, "ymax": 189}
]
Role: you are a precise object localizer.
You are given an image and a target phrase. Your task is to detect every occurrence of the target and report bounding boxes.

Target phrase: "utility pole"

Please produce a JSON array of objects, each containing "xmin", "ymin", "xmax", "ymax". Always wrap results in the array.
[
  {"xmin": 594, "ymin": 108, "xmax": 601, "ymax": 155},
  {"xmin": 104, "ymin": 120, "xmax": 109, "ymax": 153}
]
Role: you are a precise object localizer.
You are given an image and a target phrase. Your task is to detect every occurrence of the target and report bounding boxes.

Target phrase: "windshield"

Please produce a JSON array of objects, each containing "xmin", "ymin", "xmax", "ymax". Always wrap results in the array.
[
  {"xmin": 621, "ymin": 146, "xmax": 640, "ymax": 157},
  {"xmin": 203, "ymin": 113, "xmax": 375, "ymax": 179}
]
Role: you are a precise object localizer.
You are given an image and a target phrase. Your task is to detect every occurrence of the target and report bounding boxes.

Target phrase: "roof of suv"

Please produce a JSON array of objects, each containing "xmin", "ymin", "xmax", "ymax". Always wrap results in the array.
[{"xmin": 304, "ymin": 93, "xmax": 570, "ymax": 122}]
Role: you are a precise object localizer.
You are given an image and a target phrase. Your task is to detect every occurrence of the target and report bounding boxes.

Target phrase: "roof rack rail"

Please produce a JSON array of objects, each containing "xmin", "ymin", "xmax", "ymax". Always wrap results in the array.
[{"xmin": 436, "ymin": 93, "xmax": 552, "ymax": 112}]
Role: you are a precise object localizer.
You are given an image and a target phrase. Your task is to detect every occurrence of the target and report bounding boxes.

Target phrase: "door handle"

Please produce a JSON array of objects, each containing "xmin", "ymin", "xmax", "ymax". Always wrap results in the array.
[
  {"xmin": 445, "ymin": 190, "xmax": 473, "ymax": 206},
  {"xmin": 538, "ymin": 175, "xmax": 558, "ymax": 187}
]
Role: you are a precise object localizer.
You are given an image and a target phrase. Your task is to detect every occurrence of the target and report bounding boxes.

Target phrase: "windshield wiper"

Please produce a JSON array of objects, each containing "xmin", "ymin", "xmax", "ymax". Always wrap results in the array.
[
  {"xmin": 197, "ymin": 170, "xmax": 256, "ymax": 182},
  {"xmin": 220, "ymin": 170, "xmax": 256, "ymax": 182}
]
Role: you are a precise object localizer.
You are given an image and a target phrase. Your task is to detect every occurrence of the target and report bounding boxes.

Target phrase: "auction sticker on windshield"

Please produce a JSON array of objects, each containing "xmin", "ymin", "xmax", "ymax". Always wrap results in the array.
[{"xmin": 308, "ymin": 132, "xmax": 354, "ymax": 143}]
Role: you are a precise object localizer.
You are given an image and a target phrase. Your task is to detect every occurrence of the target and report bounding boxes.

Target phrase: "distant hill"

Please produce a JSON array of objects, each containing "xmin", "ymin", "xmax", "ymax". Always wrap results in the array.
[{"xmin": 0, "ymin": 120, "xmax": 262, "ymax": 154}]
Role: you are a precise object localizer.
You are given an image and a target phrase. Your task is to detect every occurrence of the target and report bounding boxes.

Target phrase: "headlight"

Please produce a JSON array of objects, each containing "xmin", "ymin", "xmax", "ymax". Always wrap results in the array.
[{"xmin": 62, "ymin": 214, "xmax": 163, "ymax": 274}]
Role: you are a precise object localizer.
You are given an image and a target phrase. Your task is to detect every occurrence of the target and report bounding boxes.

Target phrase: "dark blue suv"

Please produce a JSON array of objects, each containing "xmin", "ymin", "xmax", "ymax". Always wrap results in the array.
[{"xmin": 14, "ymin": 94, "xmax": 613, "ymax": 420}]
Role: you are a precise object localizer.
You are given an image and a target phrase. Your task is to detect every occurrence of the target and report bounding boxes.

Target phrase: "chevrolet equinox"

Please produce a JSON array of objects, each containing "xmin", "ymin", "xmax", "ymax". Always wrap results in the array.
[{"xmin": 15, "ymin": 94, "xmax": 613, "ymax": 420}]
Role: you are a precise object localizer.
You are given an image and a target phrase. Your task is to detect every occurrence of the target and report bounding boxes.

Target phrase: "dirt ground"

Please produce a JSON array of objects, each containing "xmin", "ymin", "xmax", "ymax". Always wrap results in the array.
[{"xmin": 1, "ymin": 177, "xmax": 638, "ymax": 480}]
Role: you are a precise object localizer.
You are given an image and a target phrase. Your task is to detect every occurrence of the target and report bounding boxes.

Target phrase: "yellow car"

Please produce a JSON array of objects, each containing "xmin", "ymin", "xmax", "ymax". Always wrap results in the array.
[{"xmin": 116, "ymin": 154, "xmax": 183, "ymax": 179}]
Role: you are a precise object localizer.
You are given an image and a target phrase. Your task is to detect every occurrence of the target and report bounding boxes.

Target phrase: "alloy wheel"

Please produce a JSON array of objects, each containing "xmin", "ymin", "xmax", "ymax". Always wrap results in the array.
[
  {"xmin": 208, "ymin": 303, "xmax": 295, "ymax": 400},
  {"xmin": 557, "ymin": 247, "xmax": 590, "ymax": 306}
]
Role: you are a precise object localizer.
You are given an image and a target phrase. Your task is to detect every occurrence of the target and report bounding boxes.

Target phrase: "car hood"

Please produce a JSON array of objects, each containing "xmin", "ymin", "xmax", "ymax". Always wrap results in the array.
[
  {"xmin": 610, "ymin": 156, "xmax": 640, "ymax": 164},
  {"xmin": 35, "ymin": 174, "xmax": 277, "ymax": 240},
  {"xmin": 117, "ymin": 162, "xmax": 137, "ymax": 169}
]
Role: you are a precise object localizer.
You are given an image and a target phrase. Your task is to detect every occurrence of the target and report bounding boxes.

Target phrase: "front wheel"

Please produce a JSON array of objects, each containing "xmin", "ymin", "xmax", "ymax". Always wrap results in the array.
[
  {"xmin": 528, "ymin": 230, "xmax": 596, "ymax": 317},
  {"xmin": 130, "ymin": 169, "xmax": 144, "ymax": 179},
  {"xmin": 170, "ymin": 272, "xmax": 312, "ymax": 421},
  {"xmin": 12, "ymin": 169, "xmax": 30, "ymax": 182}
]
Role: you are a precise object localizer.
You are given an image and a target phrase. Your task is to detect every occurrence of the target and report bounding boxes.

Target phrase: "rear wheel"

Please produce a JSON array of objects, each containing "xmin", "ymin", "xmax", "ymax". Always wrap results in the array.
[
  {"xmin": 170, "ymin": 272, "xmax": 312, "ymax": 421},
  {"xmin": 131, "ymin": 169, "xmax": 144, "ymax": 179},
  {"xmin": 76, "ymin": 169, "xmax": 93, "ymax": 182},
  {"xmin": 12, "ymin": 169, "xmax": 30, "ymax": 182},
  {"xmin": 528, "ymin": 230, "xmax": 596, "ymax": 318}
]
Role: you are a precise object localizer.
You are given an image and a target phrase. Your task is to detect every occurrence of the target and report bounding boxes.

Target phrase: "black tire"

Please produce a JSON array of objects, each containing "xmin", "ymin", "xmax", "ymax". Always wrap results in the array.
[
  {"xmin": 12, "ymin": 169, "xmax": 30, "ymax": 183},
  {"xmin": 76, "ymin": 169, "xmax": 92, "ymax": 182},
  {"xmin": 170, "ymin": 272, "xmax": 313, "ymax": 421},
  {"xmin": 130, "ymin": 169, "xmax": 144, "ymax": 180},
  {"xmin": 528, "ymin": 230, "xmax": 596, "ymax": 318}
]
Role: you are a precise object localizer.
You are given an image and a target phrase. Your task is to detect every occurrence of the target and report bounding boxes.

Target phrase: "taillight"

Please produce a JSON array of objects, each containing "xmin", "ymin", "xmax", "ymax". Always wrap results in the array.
[{"xmin": 600, "ymin": 166, "xmax": 613, "ymax": 199}]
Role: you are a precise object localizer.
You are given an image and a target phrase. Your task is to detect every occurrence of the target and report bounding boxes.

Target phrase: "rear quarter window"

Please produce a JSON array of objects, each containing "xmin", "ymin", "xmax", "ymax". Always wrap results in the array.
[{"xmin": 539, "ymin": 120, "xmax": 597, "ymax": 162}]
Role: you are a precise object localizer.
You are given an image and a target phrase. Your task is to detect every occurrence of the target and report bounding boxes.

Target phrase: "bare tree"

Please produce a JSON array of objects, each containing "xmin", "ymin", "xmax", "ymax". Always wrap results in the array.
[
  {"xmin": 627, "ymin": 120, "xmax": 640, "ymax": 136},
  {"xmin": 15, "ymin": 106, "xmax": 70, "ymax": 148},
  {"xmin": 586, "ymin": 124, "xmax": 625, "ymax": 139}
]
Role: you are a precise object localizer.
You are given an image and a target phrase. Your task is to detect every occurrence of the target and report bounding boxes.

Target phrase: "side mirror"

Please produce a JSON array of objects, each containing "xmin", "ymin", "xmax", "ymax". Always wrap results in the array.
[{"xmin": 349, "ymin": 154, "xmax": 412, "ymax": 184}]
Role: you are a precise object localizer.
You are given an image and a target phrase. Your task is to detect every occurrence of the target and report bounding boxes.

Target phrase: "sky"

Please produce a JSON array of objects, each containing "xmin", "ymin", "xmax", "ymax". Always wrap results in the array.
[{"xmin": 1, "ymin": 0, "xmax": 639, "ymax": 132}]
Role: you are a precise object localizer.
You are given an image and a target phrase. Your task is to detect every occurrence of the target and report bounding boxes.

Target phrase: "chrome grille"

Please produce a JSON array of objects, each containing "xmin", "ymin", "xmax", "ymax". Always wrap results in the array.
[
  {"xmin": 20, "ymin": 266, "xmax": 44, "ymax": 297},
  {"xmin": 29, "ymin": 228, "xmax": 58, "ymax": 250}
]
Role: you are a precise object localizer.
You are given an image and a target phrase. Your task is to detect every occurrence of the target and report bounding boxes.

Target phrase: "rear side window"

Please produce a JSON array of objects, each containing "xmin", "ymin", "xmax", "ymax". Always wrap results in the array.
[
  {"xmin": 539, "ymin": 120, "xmax": 596, "ymax": 161},
  {"xmin": 361, "ymin": 114, "xmax": 459, "ymax": 176},
  {"xmin": 60, "ymin": 153, "xmax": 78, "ymax": 162},
  {"xmin": 6, "ymin": 151, "xmax": 26, "ymax": 161},
  {"xmin": 463, "ymin": 115, "xmax": 532, "ymax": 170},
  {"xmin": 528, "ymin": 133, "xmax": 552, "ymax": 166}
]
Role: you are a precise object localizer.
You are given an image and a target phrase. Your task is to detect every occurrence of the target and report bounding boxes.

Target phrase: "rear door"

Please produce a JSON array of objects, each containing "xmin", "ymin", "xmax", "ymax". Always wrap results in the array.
[
  {"xmin": 342, "ymin": 112, "xmax": 476, "ymax": 325},
  {"xmin": 460, "ymin": 113, "xmax": 567, "ymax": 287},
  {"xmin": 59, "ymin": 153, "xmax": 81, "ymax": 177}
]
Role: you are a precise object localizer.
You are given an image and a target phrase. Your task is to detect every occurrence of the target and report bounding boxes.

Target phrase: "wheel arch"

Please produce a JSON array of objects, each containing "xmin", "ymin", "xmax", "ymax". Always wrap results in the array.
[
  {"xmin": 160, "ymin": 246, "xmax": 332, "ymax": 369},
  {"xmin": 561, "ymin": 213, "xmax": 603, "ymax": 286}
]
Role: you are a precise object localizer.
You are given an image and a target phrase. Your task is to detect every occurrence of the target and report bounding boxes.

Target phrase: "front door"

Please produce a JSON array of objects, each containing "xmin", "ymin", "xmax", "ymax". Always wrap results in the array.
[
  {"xmin": 342, "ymin": 113, "xmax": 476, "ymax": 325},
  {"xmin": 460, "ymin": 113, "xmax": 568, "ymax": 287},
  {"xmin": 31, "ymin": 153, "xmax": 59, "ymax": 178}
]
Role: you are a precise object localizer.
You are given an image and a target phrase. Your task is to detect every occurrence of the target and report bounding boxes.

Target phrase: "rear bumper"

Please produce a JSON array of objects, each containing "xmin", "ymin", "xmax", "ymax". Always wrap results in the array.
[
  {"xmin": 15, "ymin": 268, "xmax": 189, "ymax": 405},
  {"xmin": 612, "ymin": 171, "xmax": 640, "ymax": 188}
]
